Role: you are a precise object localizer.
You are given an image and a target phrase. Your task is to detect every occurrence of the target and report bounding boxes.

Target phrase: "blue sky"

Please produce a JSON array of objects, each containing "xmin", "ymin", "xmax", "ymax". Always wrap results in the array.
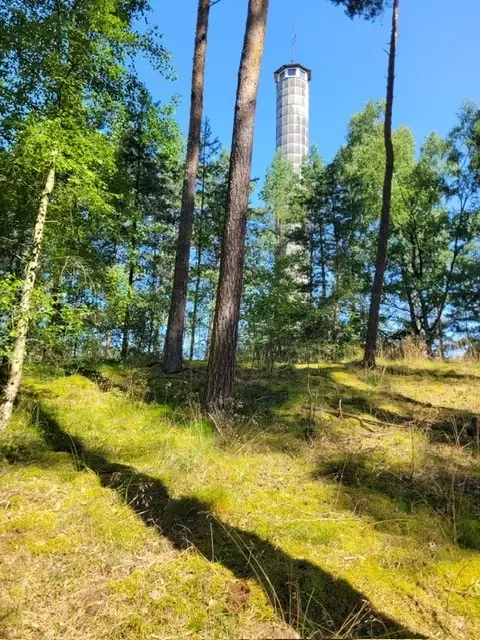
[{"xmin": 139, "ymin": 0, "xmax": 480, "ymax": 182}]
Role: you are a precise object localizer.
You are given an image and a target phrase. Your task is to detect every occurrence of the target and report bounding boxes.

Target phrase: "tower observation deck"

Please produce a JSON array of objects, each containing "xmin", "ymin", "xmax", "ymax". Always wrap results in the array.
[{"xmin": 274, "ymin": 63, "xmax": 311, "ymax": 172}]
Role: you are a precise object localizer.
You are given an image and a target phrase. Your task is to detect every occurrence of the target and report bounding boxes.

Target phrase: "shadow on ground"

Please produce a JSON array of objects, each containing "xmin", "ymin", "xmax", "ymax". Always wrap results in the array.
[
  {"xmin": 313, "ymin": 453, "xmax": 480, "ymax": 551},
  {"xmin": 74, "ymin": 361, "xmax": 480, "ymax": 449},
  {"xmin": 379, "ymin": 363, "xmax": 480, "ymax": 381},
  {"xmin": 26, "ymin": 396, "xmax": 422, "ymax": 640},
  {"xmin": 66, "ymin": 364, "xmax": 480, "ymax": 554}
]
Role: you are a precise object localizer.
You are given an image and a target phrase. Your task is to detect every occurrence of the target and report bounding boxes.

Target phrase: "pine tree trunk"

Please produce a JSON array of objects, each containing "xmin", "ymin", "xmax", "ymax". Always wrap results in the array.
[
  {"xmin": 189, "ymin": 283, "xmax": 200, "ymax": 361},
  {"xmin": 150, "ymin": 248, "xmax": 160, "ymax": 356},
  {"xmin": 425, "ymin": 334, "xmax": 435, "ymax": 358},
  {"xmin": 402, "ymin": 270, "xmax": 421, "ymax": 335},
  {"xmin": 309, "ymin": 227, "xmax": 314, "ymax": 301},
  {"xmin": 0, "ymin": 166, "xmax": 56, "ymax": 430},
  {"xmin": 319, "ymin": 217, "xmax": 327, "ymax": 299},
  {"xmin": 363, "ymin": 0, "xmax": 399, "ymax": 368},
  {"xmin": 204, "ymin": 0, "xmax": 269, "ymax": 411},
  {"xmin": 205, "ymin": 292, "xmax": 216, "ymax": 360},
  {"xmin": 122, "ymin": 103, "xmax": 144, "ymax": 363},
  {"xmin": 189, "ymin": 240, "xmax": 203, "ymax": 361},
  {"xmin": 204, "ymin": 249, "xmax": 220, "ymax": 361},
  {"xmin": 438, "ymin": 329, "xmax": 445, "ymax": 360},
  {"xmin": 121, "ymin": 253, "xmax": 135, "ymax": 360},
  {"xmin": 162, "ymin": 0, "xmax": 210, "ymax": 373},
  {"xmin": 437, "ymin": 306, "xmax": 445, "ymax": 360},
  {"xmin": 189, "ymin": 145, "xmax": 207, "ymax": 361},
  {"xmin": 152, "ymin": 324, "xmax": 159, "ymax": 356}
]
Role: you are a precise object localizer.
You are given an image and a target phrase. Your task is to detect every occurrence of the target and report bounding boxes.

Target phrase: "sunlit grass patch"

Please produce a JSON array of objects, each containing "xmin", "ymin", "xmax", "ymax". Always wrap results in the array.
[{"xmin": 1, "ymin": 358, "xmax": 480, "ymax": 639}]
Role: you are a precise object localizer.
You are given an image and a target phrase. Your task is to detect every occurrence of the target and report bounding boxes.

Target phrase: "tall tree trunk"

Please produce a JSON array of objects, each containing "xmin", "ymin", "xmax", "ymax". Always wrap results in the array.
[
  {"xmin": 363, "ymin": 0, "xmax": 399, "ymax": 368},
  {"xmin": 204, "ymin": 0, "xmax": 269, "ymax": 411},
  {"xmin": 308, "ymin": 223, "xmax": 314, "ymax": 301},
  {"xmin": 204, "ymin": 247, "xmax": 220, "ymax": 361},
  {"xmin": 120, "ymin": 224, "xmax": 136, "ymax": 360},
  {"xmin": 425, "ymin": 333, "xmax": 435, "ymax": 358},
  {"xmin": 163, "ymin": 0, "xmax": 210, "ymax": 373},
  {"xmin": 438, "ymin": 307, "xmax": 445, "ymax": 360},
  {"xmin": 204, "ymin": 291, "xmax": 216, "ymax": 360},
  {"xmin": 150, "ymin": 247, "xmax": 161, "ymax": 357},
  {"xmin": 189, "ymin": 257, "xmax": 202, "ymax": 361},
  {"xmin": 105, "ymin": 330, "xmax": 112, "ymax": 359},
  {"xmin": 0, "ymin": 166, "xmax": 56, "ymax": 431},
  {"xmin": 319, "ymin": 217, "xmax": 327, "ymax": 299},
  {"xmin": 152, "ymin": 323, "xmax": 160, "ymax": 357},
  {"xmin": 121, "ymin": 103, "xmax": 144, "ymax": 362},
  {"xmin": 402, "ymin": 270, "xmax": 421, "ymax": 336},
  {"xmin": 189, "ymin": 140, "xmax": 208, "ymax": 361}
]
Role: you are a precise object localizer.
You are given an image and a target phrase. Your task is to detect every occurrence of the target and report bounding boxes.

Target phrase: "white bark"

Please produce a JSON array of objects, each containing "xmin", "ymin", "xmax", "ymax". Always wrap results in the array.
[{"xmin": 0, "ymin": 166, "xmax": 56, "ymax": 430}]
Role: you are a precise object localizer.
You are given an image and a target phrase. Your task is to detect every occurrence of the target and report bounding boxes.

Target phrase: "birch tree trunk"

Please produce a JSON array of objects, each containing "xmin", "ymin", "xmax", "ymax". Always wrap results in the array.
[
  {"xmin": 162, "ymin": 0, "xmax": 210, "ymax": 373},
  {"xmin": 105, "ymin": 330, "xmax": 112, "ymax": 359},
  {"xmin": 363, "ymin": 0, "xmax": 400, "ymax": 368},
  {"xmin": 0, "ymin": 166, "xmax": 56, "ymax": 430},
  {"xmin": 205, "ymin": 0, "xmax": 269, "ymax": 411}
]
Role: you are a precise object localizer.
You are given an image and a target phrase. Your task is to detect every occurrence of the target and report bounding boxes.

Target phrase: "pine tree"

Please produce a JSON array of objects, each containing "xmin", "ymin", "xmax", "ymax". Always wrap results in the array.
[
  {"xmin": 205, "ymin": 0, "xmax": 270, "ymax": 411},
  {"xmin": 163, "ymin": 0, "xmax": 211, "ymax": 373},
  {"xmin": 364, "ymin": 0, "xmax": 400, "ymax": 367}
]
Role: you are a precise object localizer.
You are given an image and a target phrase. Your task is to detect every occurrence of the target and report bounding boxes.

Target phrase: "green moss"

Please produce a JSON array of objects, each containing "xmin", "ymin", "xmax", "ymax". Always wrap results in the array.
[
  {"xmin": 27, "ymin": 534, "xmax": 75, "ymax": 556},
  {"xmin": 194, "ymin": 486, "xmax": 232, "ymax": 513},
  {"xmin": 457, "ymin": 516, "xmax": 480, "ymax": 550},
  {"xmin": 4, "ymin": 510, "xmax": 57, "ymax": 535},
  {"xmin": 2, "ymin": 360, "xmax": 480, "ymax": 639}
]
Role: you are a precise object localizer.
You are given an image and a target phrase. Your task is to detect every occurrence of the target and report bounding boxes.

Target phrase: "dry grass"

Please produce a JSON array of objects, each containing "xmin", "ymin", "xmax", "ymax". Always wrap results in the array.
[{"xmin": 0, "ymin": 357, "xmax": 479, "ymax": 639}]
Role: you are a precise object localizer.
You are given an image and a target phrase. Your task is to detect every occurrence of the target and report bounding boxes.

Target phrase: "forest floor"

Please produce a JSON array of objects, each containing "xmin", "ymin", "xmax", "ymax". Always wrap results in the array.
[{"xmin": 1, "ymin": 358, "xmax": 479, "ymax": 639}]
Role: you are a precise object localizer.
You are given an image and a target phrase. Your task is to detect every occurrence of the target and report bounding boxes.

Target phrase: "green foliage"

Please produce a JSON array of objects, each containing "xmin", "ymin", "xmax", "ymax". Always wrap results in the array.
[
  {"xmin": 244, "ymin": 99, "xmax": 480, "ymax": 363},
  {"xmin": 187, "ymin": 120, "xmax": 229, "ymax": 359},
  {"xmin": 385, "ymin": 103, "xmax": 480, "ymax": 351},
  {"xmin": 329, "ymin": 0, "xmax": 390, "ymax": 20},
  {"xmin": 0, "ymin": 0, "xmax": 181, "ymax": 362},
  {"xmin": 0, "ymin": 1, "xmax": 478, "ymax": 369},
  {"xmin": 261, "ymin": 151, "xmax": 298, "ymax": 233},
  {"xmin": 0, "ymin": 275, "xmax": 22, "ymax": 357}
]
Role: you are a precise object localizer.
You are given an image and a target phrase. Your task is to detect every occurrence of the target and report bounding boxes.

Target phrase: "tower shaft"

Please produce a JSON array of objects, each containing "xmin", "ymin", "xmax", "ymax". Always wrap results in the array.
[{"xmin": 274, "ymin": 63, "xmax": 311, "ymax": 172}]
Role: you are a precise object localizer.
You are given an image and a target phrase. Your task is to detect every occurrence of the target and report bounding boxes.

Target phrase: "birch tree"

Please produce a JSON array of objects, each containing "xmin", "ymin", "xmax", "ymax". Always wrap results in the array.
[{"xmin": 0, "ymin": 0, "xmax": 169, "ymax": 429}]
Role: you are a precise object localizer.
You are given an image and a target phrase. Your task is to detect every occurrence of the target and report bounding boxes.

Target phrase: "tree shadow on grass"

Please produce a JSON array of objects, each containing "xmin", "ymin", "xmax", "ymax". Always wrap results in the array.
[
  {"xmin": 379, "ymin": 363, "xmax": 480, "ymax": 381},
  {"xmin": 305, "ymin": 364, "xmax": 480, "ymax": 449},
  {"xmin": 75, "ymin": 362, "xmax": 304, "ymax": 414},
  {"xmin": 73, "ymin": 362, "xmax": 480, "ymax": 453},
  {"xmin": 313, "ymin": 454, "xmax": 480, "ymax": 552},
  {"xmin": 28, "ymin": 398, "xmax": 423, "ymax": 639}
]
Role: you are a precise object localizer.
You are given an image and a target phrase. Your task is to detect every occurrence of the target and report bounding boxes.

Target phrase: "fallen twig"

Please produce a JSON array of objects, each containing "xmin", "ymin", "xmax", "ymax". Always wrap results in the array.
[{"xmin": 323, "ymin": 410, "xmax": 408, "ymax": 432}]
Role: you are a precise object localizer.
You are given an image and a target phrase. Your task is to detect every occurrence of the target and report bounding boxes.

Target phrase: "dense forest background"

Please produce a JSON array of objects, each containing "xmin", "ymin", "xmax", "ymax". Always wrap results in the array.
[{"xmin": 0, "ymin": 0, "xmax": 479, "ymax": 411}]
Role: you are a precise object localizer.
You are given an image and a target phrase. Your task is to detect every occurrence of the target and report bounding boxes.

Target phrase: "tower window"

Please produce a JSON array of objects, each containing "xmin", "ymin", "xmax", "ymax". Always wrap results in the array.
[
  {"xmin": 300, "ymin": 69, "xmax": 306, "ymax": 78},
  {"xmin": 287, "ymin": 68, "xmax": 296, "ymax": 76}
]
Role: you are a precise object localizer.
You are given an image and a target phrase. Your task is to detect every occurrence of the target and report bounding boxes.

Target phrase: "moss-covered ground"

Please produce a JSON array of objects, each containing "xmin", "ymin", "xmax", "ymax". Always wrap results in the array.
[{"xmin": 1, "ymin": 358, "xmax": 479, "ymax": 639}]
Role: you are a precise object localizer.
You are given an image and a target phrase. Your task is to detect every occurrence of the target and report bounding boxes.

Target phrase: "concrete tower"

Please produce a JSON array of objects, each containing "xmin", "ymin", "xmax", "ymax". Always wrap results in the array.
[{"xmin": 274, "ymin": 63, "xmax": 311, "ymax": 172}]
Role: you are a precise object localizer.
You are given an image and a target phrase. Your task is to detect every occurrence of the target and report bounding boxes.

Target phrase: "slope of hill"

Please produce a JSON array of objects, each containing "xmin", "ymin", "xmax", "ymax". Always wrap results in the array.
[{"xmin": 1, "ymin": 359, "xmax": 479, "ymax": 639}]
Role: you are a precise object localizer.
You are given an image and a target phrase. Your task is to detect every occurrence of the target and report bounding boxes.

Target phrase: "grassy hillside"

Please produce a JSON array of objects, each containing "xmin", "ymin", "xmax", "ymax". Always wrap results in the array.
[{"xmin": 1, "ymin": 359, "xmax": 479, "ymax": 639}]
